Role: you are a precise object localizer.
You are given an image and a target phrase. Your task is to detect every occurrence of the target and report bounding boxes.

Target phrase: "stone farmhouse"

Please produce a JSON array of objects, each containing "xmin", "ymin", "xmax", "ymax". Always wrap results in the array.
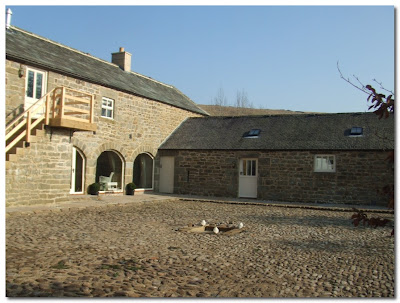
[
  {"xmin": 6, "ymin": 26, "xmax": 207, "ymax": 206},
  {"xmin": 6, "ymin": 26, "xmax": 394, "ymax": 207}
]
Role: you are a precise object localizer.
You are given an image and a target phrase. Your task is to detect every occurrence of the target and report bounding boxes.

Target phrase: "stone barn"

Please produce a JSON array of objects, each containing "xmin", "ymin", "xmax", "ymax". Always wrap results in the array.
[{"xmin": 157, "ymin": 113, "xmax": 394, "ymax": 206}]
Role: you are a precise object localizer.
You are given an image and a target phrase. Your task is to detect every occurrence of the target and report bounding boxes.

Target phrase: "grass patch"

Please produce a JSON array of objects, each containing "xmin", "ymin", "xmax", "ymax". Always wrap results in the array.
[
  {"xmin": 51, "ymin": 260, "xmax": 70, "ymax": 269},
  {"xmin": 99, "ymin": 259, "xmax": 141, "ymax": 275},
  {"xmin": 101, "ymin": 264, "xmax": 121, "ymax": 270}
]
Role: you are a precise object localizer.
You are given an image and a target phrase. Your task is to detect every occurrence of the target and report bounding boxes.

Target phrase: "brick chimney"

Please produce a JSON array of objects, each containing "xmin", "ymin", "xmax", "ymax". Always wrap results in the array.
[{"xmin": 112, "ymin": 47, "xmax": 132, "ymax": 72}]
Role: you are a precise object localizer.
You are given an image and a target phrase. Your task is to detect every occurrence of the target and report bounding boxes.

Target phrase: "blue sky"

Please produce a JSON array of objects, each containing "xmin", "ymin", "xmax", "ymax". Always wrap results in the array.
[{"xmin": 4, "ymin": 5, "xmax": 395, "ymax": 113}]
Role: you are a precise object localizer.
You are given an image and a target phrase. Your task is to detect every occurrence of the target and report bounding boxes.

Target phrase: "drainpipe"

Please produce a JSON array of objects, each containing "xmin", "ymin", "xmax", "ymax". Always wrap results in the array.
[{"xmin": 6, "ymin": 8, "xmax": 12, "ymax": 29}]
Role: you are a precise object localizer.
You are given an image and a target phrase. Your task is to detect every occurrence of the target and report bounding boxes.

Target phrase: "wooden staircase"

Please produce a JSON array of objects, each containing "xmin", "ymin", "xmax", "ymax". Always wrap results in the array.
[{"xmin": 6, "ymin": 86, "xmax": 97, "ymax": 162}]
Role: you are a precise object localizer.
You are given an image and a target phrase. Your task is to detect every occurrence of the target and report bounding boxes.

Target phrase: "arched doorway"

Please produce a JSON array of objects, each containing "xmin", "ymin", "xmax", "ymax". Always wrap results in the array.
[
  {"xmin": 133, "ymin": 153, "xmax": 154, "ymax": 189},
  {"xmin": 70, "ymin": 147, "xmax": 85, "ymax": 194},
  {"xmin": 96, "ymin": 150, "xmax": 124, "ymax": 191}
]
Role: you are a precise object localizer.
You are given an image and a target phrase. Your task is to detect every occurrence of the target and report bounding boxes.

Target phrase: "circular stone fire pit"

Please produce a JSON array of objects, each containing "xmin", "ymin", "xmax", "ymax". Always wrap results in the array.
[{"xmin": 178, "ymin": 223, "xmax": 245, "ymax": 236}]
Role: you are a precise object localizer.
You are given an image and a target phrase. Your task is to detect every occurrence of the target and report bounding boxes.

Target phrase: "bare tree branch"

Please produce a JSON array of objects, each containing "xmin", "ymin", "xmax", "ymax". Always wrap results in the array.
[
  {"xmin": 337, "ymin": 62, "xmax": 370, "ymax": 95},
  {"xmin": 372, "ymin": 79, "xmax": 395, "ymax": 96}
]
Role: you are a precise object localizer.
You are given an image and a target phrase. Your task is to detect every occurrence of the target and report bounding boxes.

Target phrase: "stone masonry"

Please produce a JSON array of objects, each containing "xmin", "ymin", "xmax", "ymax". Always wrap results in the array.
[
  {"xmin": 159, "ymin": 150, "xmax": 393, "ymax": 206},
  {"xmin": 6, "ymin": 60, "xmax": 201, "ymax": 206}
]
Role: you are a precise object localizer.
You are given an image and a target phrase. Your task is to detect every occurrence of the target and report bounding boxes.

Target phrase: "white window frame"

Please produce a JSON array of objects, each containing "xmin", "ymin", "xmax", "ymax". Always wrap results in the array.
[
  {"xmin": 101, "ymin": 97, "xmax": 114, "ymax": 119},
  {"xmin": 24, "ymin": 67, "xmax": 47, "ymax": 118},
  {"xmin": 25, "ymin": 67, "xmax": 47, "ymax": 100},
  {"xmin": 314, "ymin": 155, "xmax": 336, "ymax": 173},
  {"xmin": 239, "ymin": 159, "xmax": 258, "ymax": 176}
]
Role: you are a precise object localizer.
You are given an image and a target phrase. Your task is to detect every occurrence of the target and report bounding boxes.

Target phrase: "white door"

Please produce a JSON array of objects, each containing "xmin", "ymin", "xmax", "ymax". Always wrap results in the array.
[
  {"xmin": 239, "ymin": 158, "xmax": 258, "ymax": 198},
  {"xmin": 70, "ymin": 147, "xmax": 85, "ymax": 194},
  {"xmin": 159, "ymin": 156, "xmax": 174, "ymax": 193},
  {"xmin": 25, "ymin": 67, "xmax": 47, "ymax": 117}
]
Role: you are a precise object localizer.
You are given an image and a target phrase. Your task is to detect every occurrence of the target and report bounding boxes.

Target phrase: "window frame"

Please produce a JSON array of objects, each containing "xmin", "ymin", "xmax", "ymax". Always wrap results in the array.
[
  {"xmin": 101, "ymin": 97, "xmax": 114, "ymax": 119},
  {"xmin": 314, "ymin": 154, "xmax": 336, "ymax": 173},
  {"xmin": 243, "ymin": 129, "xmax": 261, "ymax": 138},
  {"xmin": 350, "ymin": 127, "xmax": 363, "ymax": 137},
  {"xmin": 240, "ymin": 159, "xmax": 258, "ymax": 176},
  {"xmin": 25, "ymin": 67, "xmax": 47, "ymax": 100}
]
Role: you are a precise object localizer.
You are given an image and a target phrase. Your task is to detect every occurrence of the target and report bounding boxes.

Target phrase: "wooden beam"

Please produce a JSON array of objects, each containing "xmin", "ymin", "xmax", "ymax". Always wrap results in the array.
[
  {"xmin": 6, "ymin": 119, "xmax": 26, "ymax": 141},
  {"xmin": 64, "ymin": 95, "xmax": 91, "ymax": 104},
  {"xmin": 49, "ymin": 118, "xmax": 97, "ymax": 131},
  {"xmin": 45, "ymin": 94, "xmax": 50, "ymax": 125},
  {"xmin": 52, "ymin": 90, "xmax": 58, "ymax": 119},
  {"xmin": 63, "ymin": 112, "xmax": 88, "ymax": 116},
  {"xmin": 6, "ymin": 130, "xmax": 26, "ymax": 153},
  {"xmin": 60, "ymin": 87, "xmax": 66, "ymax": 119},
  {"xmin": 26, "ymin": 111, "xmax": 31, "ymax": 143},
  {"xmin": 62, "ymin": 116, "xmax": 90, "ymax": 123},
  {"xmin": 90, "ymin": 94, "xmax": 94, "ymax": 124},
  {"xmin": 63, "ymin": 105, "xmax": 90, "ymax": 114}
]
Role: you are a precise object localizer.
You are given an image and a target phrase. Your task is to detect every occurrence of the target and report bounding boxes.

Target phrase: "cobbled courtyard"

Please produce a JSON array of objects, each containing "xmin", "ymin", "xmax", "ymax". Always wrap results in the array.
[{"xmin": 6, "ymin": 199, "xmax": 394, "ymax": 298}]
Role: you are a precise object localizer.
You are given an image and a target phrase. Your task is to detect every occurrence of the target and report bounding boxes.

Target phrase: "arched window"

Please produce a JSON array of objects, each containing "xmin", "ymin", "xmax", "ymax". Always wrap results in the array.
[
  {"xmin": 133, "ymin": 153, "xmax": 154, "ymax": 189},
  {"xmin": 96, "ymin": 150, "xmax": 124, "ymax": 191}
]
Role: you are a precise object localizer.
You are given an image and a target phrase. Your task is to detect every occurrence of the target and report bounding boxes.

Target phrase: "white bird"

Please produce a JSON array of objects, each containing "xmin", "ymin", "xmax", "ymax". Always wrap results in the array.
[
  {"xmin": 201, "ymin": 220, "xmax": 206, "ymax": 226},
  {"xmin": 238, "ymin": 222, "xmax": 244, "ymax": 229},
  {"xmin": 213, "ymin": 227, "xmax": 219, "ymax": 234}
]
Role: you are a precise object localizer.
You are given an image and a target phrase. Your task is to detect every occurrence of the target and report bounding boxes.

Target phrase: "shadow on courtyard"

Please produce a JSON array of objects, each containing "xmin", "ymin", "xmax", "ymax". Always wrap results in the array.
[
  {"xmin": 6, "ymin": 281, "xmax": 84, "ymax": 297},
  {"xmin": 242, "ymin": 212, "xmax": 393, "ymax": 230}
]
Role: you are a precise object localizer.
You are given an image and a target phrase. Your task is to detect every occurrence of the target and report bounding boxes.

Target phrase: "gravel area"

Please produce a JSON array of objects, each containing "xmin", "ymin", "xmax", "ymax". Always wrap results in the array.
[{"xmin": 6, "ymin": 199, "xmax": 394, "ymax": 298}]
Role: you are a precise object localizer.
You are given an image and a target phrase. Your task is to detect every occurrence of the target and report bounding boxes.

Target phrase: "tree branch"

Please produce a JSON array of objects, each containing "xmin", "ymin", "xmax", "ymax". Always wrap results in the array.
[
  {"xmin": 337, "ymin": 62, "xmax": 370, "ymax": 95},
  {"xmin": 372, "ymin": 79, "xmax": 395, "ymax": 96}
]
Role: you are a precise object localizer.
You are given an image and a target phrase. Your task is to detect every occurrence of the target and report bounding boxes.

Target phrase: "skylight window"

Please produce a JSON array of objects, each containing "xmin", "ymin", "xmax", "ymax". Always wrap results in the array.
[
  {"xmin": 243, "ymin": 129, "xmax": 261, "ymax": 138},
  {"xmin": 350, "ymin": 127, "xmax": 363, "ymax": 136}
]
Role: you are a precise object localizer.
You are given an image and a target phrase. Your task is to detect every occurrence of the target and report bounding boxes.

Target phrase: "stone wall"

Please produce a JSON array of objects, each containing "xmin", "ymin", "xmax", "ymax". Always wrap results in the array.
[
  {"xmin": 5, "ymin": 60, "xmax": 26, "ymax": 123},
  {"xmin": 6, "ymin": 128, "xmax": 74, "ymax": 206},
  {"xmin": 6, "ymin": 60, "xmax": 201, "ymax": 206},
  {"xmin": 158, "ymin": 149, "xmax": 393, "ymax": 206}
]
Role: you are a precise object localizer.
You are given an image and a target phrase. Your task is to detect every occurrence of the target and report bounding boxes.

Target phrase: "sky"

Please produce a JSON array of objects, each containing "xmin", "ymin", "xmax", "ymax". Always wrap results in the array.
[{"xmin": 3, "ymin": 4, "xmax": 396, "ymax": 113}]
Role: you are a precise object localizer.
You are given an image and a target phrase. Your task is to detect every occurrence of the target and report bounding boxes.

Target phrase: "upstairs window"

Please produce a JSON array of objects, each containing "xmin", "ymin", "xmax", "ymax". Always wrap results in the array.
[
  {"xmin": 101, "ymin": 97, "xmax": 114, "ymax": 119},
  {"xmin": 26, "ymin": 68, "xmax": 46, "ymax": 100},
  {"xmin": 243, "ymin": 129, "xmax": 261, "ymax": 138},
  {"xmin": 314, "ymin": 155, "xmax": 336, "ymax": 173}
]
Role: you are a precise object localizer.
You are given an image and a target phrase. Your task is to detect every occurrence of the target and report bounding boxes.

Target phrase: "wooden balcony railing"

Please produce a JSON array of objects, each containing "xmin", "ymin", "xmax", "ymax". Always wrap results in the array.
[{"xmin": 6, "ymin": 86, "xmax": 96, "ymax": 155}]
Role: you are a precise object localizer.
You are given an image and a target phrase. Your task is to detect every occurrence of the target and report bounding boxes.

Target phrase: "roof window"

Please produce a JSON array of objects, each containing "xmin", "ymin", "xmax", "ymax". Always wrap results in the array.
[
  {"xmin": 350, "ymin": 127, "xmax": 363, "ymax": 136},
  {"xmin": 243, "ymin": 129, "xmax": 261, "ymax": 138}
]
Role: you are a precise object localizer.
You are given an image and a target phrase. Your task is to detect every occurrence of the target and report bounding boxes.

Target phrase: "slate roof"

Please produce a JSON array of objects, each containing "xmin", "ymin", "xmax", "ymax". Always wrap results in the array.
[
  {"xmin": 159, "ymin": 112, "xmax": 394, "ymax": 150},
  {"xmin": 6, "ymin": 26, "xmax": 207, "ymax": 116}
]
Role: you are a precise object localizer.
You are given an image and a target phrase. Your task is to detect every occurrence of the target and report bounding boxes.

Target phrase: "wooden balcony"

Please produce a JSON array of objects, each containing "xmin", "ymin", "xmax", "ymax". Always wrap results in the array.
[
  {"xmin": 48, "ymin": 87, "xmax": 96, "ymax": 131},
  {"xmin": 6, "ymin": 86, "xmax": 96, "ymax": 156}
]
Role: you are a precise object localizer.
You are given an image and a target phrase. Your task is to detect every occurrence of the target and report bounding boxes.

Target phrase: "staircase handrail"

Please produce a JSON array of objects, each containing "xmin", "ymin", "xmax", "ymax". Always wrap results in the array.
[
  {"xmin": 6, "ymin": 86, "xmax": 95, "ymax": 156},
  {"xmin": 5, "ymin": 88, "xmax": 57, "ymax": 134}
]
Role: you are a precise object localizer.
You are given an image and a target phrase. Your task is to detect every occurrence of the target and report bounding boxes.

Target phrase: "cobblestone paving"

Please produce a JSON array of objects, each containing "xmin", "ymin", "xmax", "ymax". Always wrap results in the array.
[{"xmin": 6, "ymin": 200, "xmax": 394, "ymax": 298}]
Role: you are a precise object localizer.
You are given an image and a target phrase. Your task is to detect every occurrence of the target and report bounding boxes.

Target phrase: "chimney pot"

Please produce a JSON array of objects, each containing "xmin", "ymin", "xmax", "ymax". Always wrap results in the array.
[
  {"xmin": 119, "ymin": 47, "xmax": 124, "ymax": 52},
  {"xmin": 6, "ymin": 8, "xmax": 12, "ymax": 29}
]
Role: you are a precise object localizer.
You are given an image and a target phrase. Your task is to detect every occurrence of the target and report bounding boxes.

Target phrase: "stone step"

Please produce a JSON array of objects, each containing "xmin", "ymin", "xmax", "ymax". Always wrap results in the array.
[
  {"xmin": 6, "ymin": 122, "xmax": 45, "ymax": 161},
  {"xmin": 15, "ymin": 145, "xmax": 26, "ymax": 156},
  {"xmin": 7, "ymin": 153, "xmax": 18, "ymax": 162}
]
